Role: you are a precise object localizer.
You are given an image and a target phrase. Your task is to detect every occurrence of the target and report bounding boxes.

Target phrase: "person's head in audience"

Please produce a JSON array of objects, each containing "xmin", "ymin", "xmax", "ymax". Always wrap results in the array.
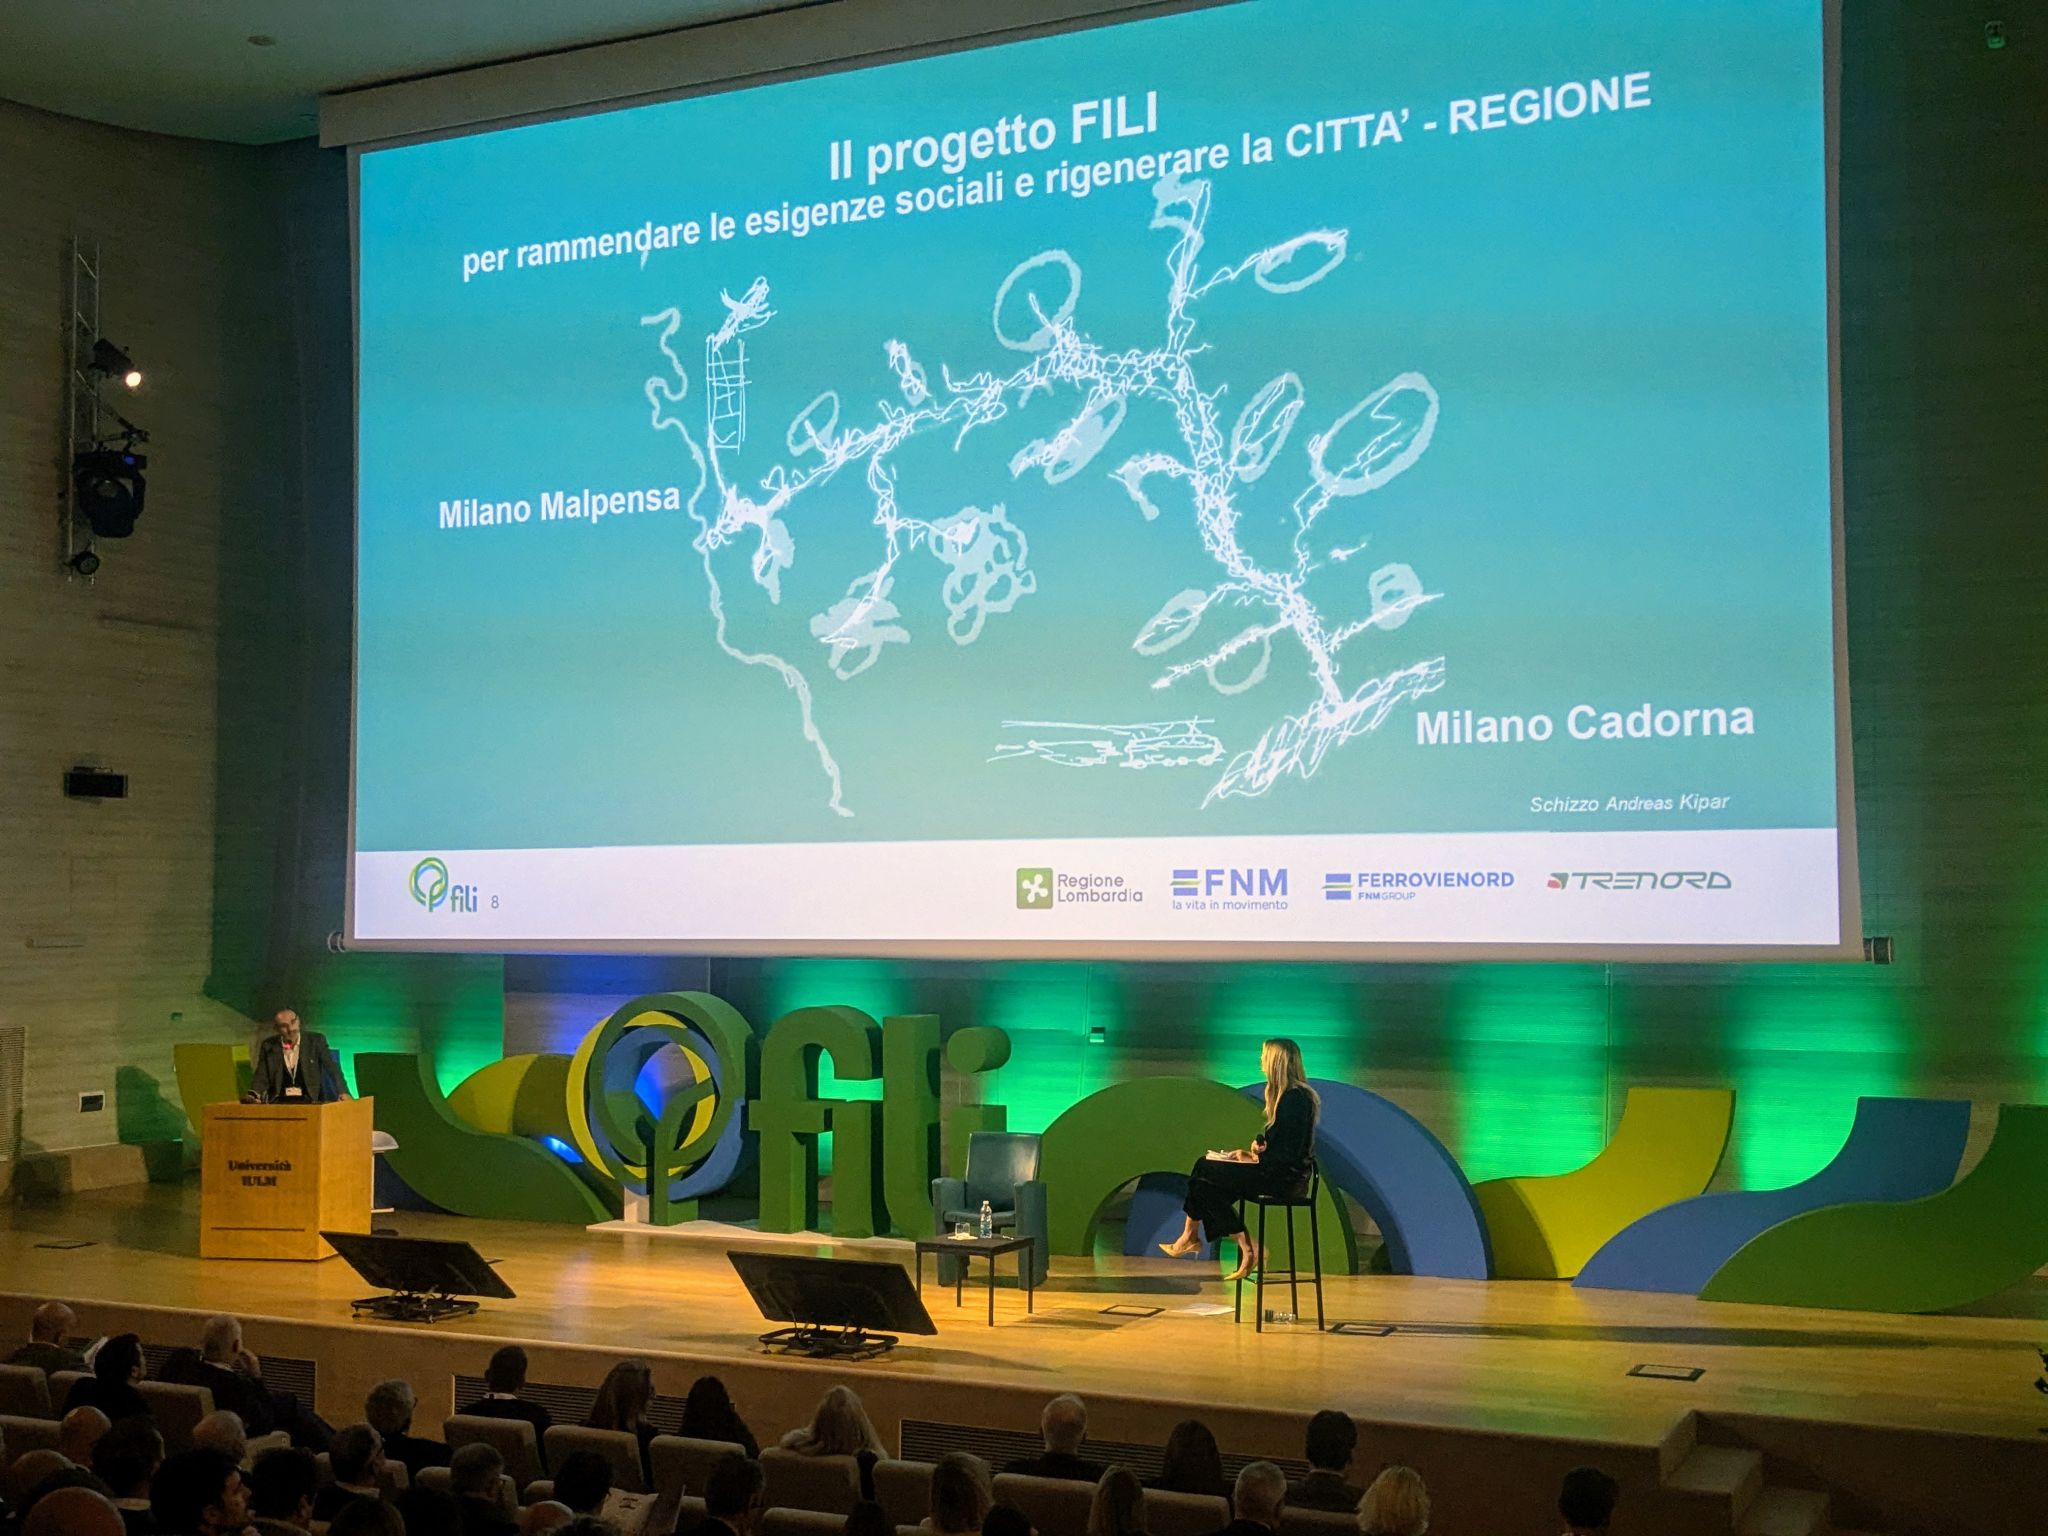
[
  {"xmin": 23, "ymin": 1485, "xmax": 124, "ymax": 1536},
  {"xmin": 151, "ymin": 1449, "xmax": 251, "ymax": 1536},
  {"xmin": 929, "ymin": 1451, "xmax": 994, "ymax": 1535},
  {"xmin": 365, "ymin": 1379, "xmax": 420, "ymax": 1440},
  {"xmin": 983, "ymin": 1504, "xmax": 1034, "ymax": 1536},
  {"xmin": 200, "ymin": 1314, "xmax": 248, "ymax": 1369},
  {"xmin": 328, "ymin": 1423, "xmax": 385, "ymax": 1491},
  {"xmin": 682, "ymin": 1374, "xmax": 749, "ymax": 1441},
  {"xmin": 562, "ymin": 1519, "xmax": 625, "ymax": 1536},
  {"xmin": 1159, "ymin": 1420, "xmax": 1225, "ymax": 1496},
  {"xmin": 95, "ymin": 1332, "xmax": 145, "ymax": 1388},
  {"xmin": 588, "ymin": 1358, "xmax": 655, "ymax": 1432},
  {"xmin": 522, "ymin": 1500, "xmax": 577, "ymax": 1535},
  {"xmin": 191, "ymin": 1410, "xmax": 248, "ymax": 1466},
  {"xmin": 791, "ymin": 1384, "xmax": 884, "ymax": 1456},
  {"xmin": 847, "ymin": 1501, "xmax": 894, "ymax": 1536},
  {"xmin": 452, "ymin": 1441, "xmax": 510, "ymax": 1507},
  {"xmin": 1040, "ymin": 1395, "xmax": 1087, "ymax": 1456},
  {"xmin": 1232, "ymin": 1462, "xmax": 1288, "ymax": 1532},
  {"xmin": 19, "ymin": 1466, "xmax": 117, "ymax": 1521},
  {"xmin": 1557, "ymin": 1467, "xmax": 1619, "ymax": 1534},
  {"xmin": 554, "ymin": 1449, "xmax": 615, "ymax": 1517},
  {"xmin": 1304, "ymin": 1411, "xmax": 1356, "ymax": 1478},
  {"xmin": 59, "ymin": 1405, "xmax": 112, "ymax": 1465},
  {"xmin": 92, "ymin": 1415, "xmax": 164, "ymax": 1503},
  {"xmin": 6, "ymin": 1450, "xmax": 71, "ymax": 1509},
  {"xmin": 1088, "ymin": 1467, "xmax": 1145, "ymax": 1536},
  {"xmin": 486, "ymin": 1342, "xmax": 533, "ymax": 1396},
  {"xmin": 249, "ymin": 1445, "xmax": 319, "ymax": 1529},
  {"xmin": 396, "ymin": 1484, "xmax": 465, "ymax": 1533},
  {"xmin": 329, "ymin": 1497, "xmax": 406, "ymax": 1536},
  {"xmin": 1356, "ymin": 1467, "xmax": 1428, "ymax": 1536},
  {"xmin": 28, "ymin": 1301, "xmax": 77, "ymax": 1347},
  {"xmin": 705, "ymin": 1452, "xmax": 768, "ymax": 1536}
]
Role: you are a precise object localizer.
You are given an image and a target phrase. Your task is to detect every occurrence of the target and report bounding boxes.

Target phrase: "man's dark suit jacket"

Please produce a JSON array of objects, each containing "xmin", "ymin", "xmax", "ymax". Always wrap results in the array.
[
  {"xmin": 385, "ymin": 1430, "xmax": 452, "ymax": 1479},
  {"xmin": 7, "ymin": 1340, "xmax": 87, "ymax": 1375},
  {"xmin": 251, "ymin": 1031, "xmax": 346, "ymax": 1104},
  {"xmin": 1002, "ymin": 1451, "xmax": 1107, "ymax": 1483},
  {"xmin": 1288, "ymin": 1471, "xmax": 1364, "ymax": 1512}
]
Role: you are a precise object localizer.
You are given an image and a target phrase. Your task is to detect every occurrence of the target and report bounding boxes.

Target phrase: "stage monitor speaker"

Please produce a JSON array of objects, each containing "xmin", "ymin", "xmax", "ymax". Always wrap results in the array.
[
  {"xmin": 323, "ymin": 1230, "xmax": 516, "ymax": 1322},
  {"xmin": 728, "ymin": 1249, "xmax": 937, "ymax": 1359}
]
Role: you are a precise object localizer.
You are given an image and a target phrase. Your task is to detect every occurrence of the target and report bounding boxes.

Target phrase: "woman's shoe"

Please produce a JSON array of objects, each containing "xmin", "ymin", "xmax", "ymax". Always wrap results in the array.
[
  {"xmin": 1223, "ymin": 1244, "xmax": 1261, "ymax": 1282},
  {"xmin": 1157, "ymin": 1238, "xmax": 1201, "ymax": 1259}
]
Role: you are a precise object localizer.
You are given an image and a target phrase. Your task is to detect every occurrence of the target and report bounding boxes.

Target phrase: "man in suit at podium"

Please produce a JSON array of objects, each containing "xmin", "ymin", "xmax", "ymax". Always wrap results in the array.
[{"xmin": 247, "ymin": 1008, "xmax": 347, "ymax": 1104}]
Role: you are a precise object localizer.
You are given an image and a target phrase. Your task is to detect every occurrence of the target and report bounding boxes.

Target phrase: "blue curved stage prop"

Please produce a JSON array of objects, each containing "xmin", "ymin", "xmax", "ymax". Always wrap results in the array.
[
  {"xmin": 1573, "ymin": 1095, "xmax": 1971, "ymax": 1295},
  {"xmin": 1124, "ymin": 1079, "xmax": 1495, "ymax": 1277}
]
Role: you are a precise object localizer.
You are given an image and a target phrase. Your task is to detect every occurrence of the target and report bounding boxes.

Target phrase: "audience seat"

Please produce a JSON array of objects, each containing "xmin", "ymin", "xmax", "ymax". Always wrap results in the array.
[
  {"xmin": 0, "ymin": 1414, "xmax": 62, "ymax": 1458},
  {"xmin": 1279, "ymin": 1508, "xmax": 1362, "ymax": 1536},
  {"xmin": 138, "ymin": 1379, "xmax": 215, "ymax": 1454},
  {"xmin": 763, "ymin": 1509, "xmax": 850, "ymax": 1536},
  {"xmin": 760, "ymin": 1448, "xmax": 861, "ymax": 1515},
  {"xmin": 545, "ymin": 1423, "xmax": 648, "ymax": 1492},
  {"xmin": 873, "ymin": 1457, "xmax": 935, "ymax": 1526},
  {"xmin": 993, "ymin": 1472, "xmax": 1096, "ymax": 1536},
  {"xmin": 673, "ymin": 1494, "xmax": 707, "ymax": 1535},
  {"xmin": 0, "ymin": 1365, "xmax": 53, "ymax": 1419},
  {"xmin": 47, "ymin": 1371, "xmax": 86, "ymax": 1408},
  {"xmin": 651, "ymin": 1433, "xmax": 750, "ymax": 1501},
  {"xmin": 1146, "ymin": 1490, "xmax": 1232, "ymax": 1536},
  {"xmin": 447, "ymin": 1413, "xmax": 546, "ymax": 1488}
]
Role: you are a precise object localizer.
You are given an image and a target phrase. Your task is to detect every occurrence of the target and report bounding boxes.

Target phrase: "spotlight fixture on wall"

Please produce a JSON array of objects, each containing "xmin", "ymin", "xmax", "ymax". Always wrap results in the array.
[
  {"xmin": 89, "ymin": 337, "xmax": 143, "ymax": 390},
  {"xmin": 72, "ymin": 447, "xmax": 148, "ymax": 538},
  {"xmin": 63, "ymin": 235, "xmax": 153, "ymax": 579}
]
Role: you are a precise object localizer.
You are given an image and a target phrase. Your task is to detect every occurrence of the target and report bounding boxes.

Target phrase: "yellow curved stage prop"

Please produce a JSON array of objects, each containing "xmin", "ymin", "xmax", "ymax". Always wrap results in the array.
[{"xmin": 1472, "ymin": 1086, "xmax": 1734, "ymax": 1279}]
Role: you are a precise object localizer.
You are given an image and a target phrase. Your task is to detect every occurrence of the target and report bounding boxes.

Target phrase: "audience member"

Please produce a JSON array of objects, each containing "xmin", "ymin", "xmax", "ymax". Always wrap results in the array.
[
  {"xmin": 367, "ymin": 1377, "xmax": 450, "ymax": 1479},
  {"xmin": 1356, "ymin": 1467, "xmax": 1428, "ymax": 1536},
  {"xmin": 8, "ymin": 1302, "xmax": 87, "ymax": 1375},
  {"xmin": 92, "ymin": 1416, "xmax": 165, "ymax": 1534},
  {"xmin": 396, "ymin": 1483, "xmax": 468, "ymax": 1535},
  {"xmin": 149, "ymin": 1449, "xmax": 250, "ymax": 1536},
  {"xmin": 161, "ymin": 1315, "xmax": 331, "ymax": 1453},
  {"xmin": 469, "ymin": 1345, "xmax": 555, "ymax": 1451},
  {"xmin": 312, "ymin": 1424, "xmax": 386, "ymax": 1522},
  {"xmin": 65, "ymin": 1334, "xmax": 150, "ymax": 1423},
  {"xmin": 452, "ymin": 1441, "xmax": 519, "ymax": 1536},
  {"xmin": 1208, "ymin": 1461, "xmax": 1286, "ymax": 1536},
  {"xmin": 1088, "ymin": 1467, "xmax": 1147, "ymax": 1536},
  {"xmin": 779, "ymin": 1385, "xmax": 885, "ymax": 1458},
  {"xmin": 679, "ymin": 1375, "xmax": 759, "ymax": 1458},
  {"xmin": 1558, "ymin": 1467, "xmax": 1619, "ymax": 1535},
  {"xmin": 925, "ymin": 1451, "xmax": 993, "ymax": 1536},
  {"xmin": 189, "ymin": 1412, "xmax": 247, "ymax": 1467},
  {"xmin": 248, "ymin": 1446, "xmax": 319, "ymax": 1535},
  {"xmin": 1004, "ymin": 1396, "xmax": 1102, "ymax": 1483},
  {"xmin": 846, "ymin": 1501, "xmax": 894, "ymax": 1536},
  {"xmin": 23, "ymin": 1485, "xmax": 125, "ymax": 1536},
  {"xmin": 561, "ymin": 1519, "xmax": 625, "ymax": 1536},
  {"xmin": 522, "ymin": 1501, "xmax": 576, "ymax": 1536},
  {"xmin": 982, "ymin": 1504, "xmax": 1034, "ymax": 1536},
  {"xmin": 61, "ymin": 1405, "xmax": 114, "ymax": 1466},
  {"xmin": 586, "ymin": 1358, "xmax": 659, "ymax": 1481},
  {"xmin": 1288, "ymin": 1412, "xmax": 1361, "ymax": 1513},
  {"xmin": 553, "ymin": 1450, "xmax": 615, "ymax": 1519},
  {"xmin": 18, "ymin": 1465, "xmax": 119, "ymax": 1521},
  {"xmin": 329, "ymin": 1499, "xmax": 405, "ymax": 1536},
  {"xmin": 6, "ymin": 1451, "xmax": 71, "ymax": 1510},
  {"xmin": 1154, "ymin": 1421, "xmax": 1226, "ymax": 1498},
  {"xmin": 700, "ymin": 1453, "xmax": 767, "ymax": 1536}
]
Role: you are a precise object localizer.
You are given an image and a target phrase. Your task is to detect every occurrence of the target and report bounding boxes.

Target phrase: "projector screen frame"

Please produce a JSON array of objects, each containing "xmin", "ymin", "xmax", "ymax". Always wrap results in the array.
[{"xmin": 341, "ymin": 0, "xmax": 1858, "ymax": 964}]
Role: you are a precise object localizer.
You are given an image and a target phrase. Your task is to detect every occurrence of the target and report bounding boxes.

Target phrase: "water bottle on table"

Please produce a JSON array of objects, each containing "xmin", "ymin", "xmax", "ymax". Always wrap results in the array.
[{"xmin": 979, "ymin": 1200, "xmax": 993, "ymax": 1239}]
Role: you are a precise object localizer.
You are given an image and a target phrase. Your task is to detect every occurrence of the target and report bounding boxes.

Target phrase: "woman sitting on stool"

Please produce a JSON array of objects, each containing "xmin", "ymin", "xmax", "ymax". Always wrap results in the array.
[{"xmin": 1158, "ymin": 1037, "xmax": 1319, "ymax": 1281}]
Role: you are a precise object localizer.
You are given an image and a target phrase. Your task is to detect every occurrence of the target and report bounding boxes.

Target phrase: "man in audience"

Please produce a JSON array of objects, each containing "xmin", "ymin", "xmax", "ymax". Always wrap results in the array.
[
  {"xmin": 23, "ymin": 1485, "xmax": 126, "ymax": 1536},
  {"xmin": 698, "ymin": 1455, "xmax": 767, "ymax": 1536},
  {"xmin": 552, "ymin": 1450, "xmax": 614, "ymax": 1519},
  {"xmin": 1288, "ymin": 1410, "xmax": 1363, "ymax": 1512},
  {"xmin": 468, "ymin": 1344, "xmax": 555, "ymax": 1446},
  {"xmin": 1002, "ymin": 1395, "xmax": 1104, "ymax": 1482},
  {"xmin": 8, "ymin": 1302, "xmax": 87, "ymax": 1375},
  {"xmin": 149, "ymin": 1449, "xmax": 251, "ymax": 1536},
  {"xmin": 366, "ymin": 1378, "xmax": 449, "ymax": 1479},
  {"xmin": 248, "ymin": 1446, "xmax": 319, "ymax": 1535},
  {"xmin": 981, "ymin": 1506, "xmax": 1032, "ymax": 1536},
  {"xmin": 1207, "ymin": 1461, "xmax": 1287, "ymax": 1536},
  {"xmin": 190, "ymin": 1412, "xmax": 247, "ymax": 1468},
  {"xmin": 92, "ymin": 1416, "xmax": 165, "ymax": 1534},
  {"xmin": 312, "ymin": 1425, "xmax": 387, "ymax": 1522},
  {"xmin": 522, "ymin": 1501, "xmax": 576, "ymax": 1535},
  {"xmin": 60, "ymin": 1406, "xmax": 114, "ymax": 1466},
  {"xmin": 452, "ymin": 1441, "xmax": 519, "ymax": 1536},
  {"xmin": 1558, "ymin": 1466, "xmax": 1619, "ymax": 1535}
]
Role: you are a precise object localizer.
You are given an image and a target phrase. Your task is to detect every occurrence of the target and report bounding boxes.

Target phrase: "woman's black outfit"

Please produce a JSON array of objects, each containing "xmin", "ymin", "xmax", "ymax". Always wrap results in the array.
[
  {"xmin": 63, "ymin": 1375, "xmax": 150, "ymax": 1423},
  {"xmin": 1180, "ymin": 1085, "xmax": 1316, "ymax": 1242}
]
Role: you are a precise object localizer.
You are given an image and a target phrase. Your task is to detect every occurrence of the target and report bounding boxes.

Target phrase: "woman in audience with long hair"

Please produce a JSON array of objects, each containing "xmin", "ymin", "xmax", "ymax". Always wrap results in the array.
[
  {"xmin": 585, "ymin": 1358, "xmax": 659, "ymax": 1480},
  {"xmin": 779, "ymin": 1384, "xmax": 886, "ymax": 1458},
  {"xmin": 1357, "ymin": 1466, "xmax": 1430, "ymax": 1536},
  {"xmin": 680, "ymin": 1374, "xmax": 759, "ymax": 1458},
  {"xmin": 924, "ymin": 1451, "xmax": 994, "ymax": 1536},
  {"xmin": 1152, "ymin": 1420, "xmax": 1227, "ymax": 1498},
  {"xmin": 1089, "ymin": 1467, "xmax": 1148, "ymax": 1536}
]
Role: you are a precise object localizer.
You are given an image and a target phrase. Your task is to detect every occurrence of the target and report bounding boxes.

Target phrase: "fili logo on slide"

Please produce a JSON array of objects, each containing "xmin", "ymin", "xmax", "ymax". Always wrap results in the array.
[{"xmin": 409, "ymin": 856, "xmax": 485, "ymax": 913}]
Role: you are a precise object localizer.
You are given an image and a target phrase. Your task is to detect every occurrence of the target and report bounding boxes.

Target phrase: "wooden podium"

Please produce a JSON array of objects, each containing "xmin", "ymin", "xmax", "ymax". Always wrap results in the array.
[{"xmin": 200, "ymin": 1099, "xmax": 374, "ymax": 1261}]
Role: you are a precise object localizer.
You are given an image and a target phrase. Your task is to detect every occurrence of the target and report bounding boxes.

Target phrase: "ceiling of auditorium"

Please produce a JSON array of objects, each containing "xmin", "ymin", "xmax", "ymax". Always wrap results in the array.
[{"xmin": 0, "ymin": 0, "xmax": 822, "ymax": 144}]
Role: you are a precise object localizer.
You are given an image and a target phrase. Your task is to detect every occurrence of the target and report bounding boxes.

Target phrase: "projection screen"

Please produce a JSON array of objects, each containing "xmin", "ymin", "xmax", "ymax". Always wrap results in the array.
[{"xmin": 348, "ymin": 0, "xmax": 1855, "ymax": 959}]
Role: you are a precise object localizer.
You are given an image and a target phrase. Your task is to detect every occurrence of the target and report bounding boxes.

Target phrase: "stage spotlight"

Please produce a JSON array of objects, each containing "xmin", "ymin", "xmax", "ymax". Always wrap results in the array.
[
  {"xmin": 90, "ymin": 337, "xmax": 143, "ymax": 389},
  {"xmin": 67, "ymin": 547, "xmax": 102, "ymax": 577},
  {"xmin": 72, "ymin": 447, "xmax": 147, "ymax": 538}
]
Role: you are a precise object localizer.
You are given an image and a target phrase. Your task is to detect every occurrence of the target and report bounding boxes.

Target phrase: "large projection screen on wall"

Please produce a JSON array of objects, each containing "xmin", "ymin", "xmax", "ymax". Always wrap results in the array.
[{"xmin": 349, "ymin": 0, "xmax": 1854, "ymax": 960}]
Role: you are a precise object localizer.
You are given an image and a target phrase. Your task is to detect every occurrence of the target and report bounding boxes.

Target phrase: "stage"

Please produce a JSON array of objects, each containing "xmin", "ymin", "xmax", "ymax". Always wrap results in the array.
[{"xmin": 3, "ymin": 1180, "xmax": 2045, "ymax": 1535}]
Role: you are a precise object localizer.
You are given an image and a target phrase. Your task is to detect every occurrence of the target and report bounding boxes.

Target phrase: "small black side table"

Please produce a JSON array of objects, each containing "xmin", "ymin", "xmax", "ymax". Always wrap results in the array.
[{"xmin": 913, "ymin": 1234, "xmax": 1036, "ymax": 1326}]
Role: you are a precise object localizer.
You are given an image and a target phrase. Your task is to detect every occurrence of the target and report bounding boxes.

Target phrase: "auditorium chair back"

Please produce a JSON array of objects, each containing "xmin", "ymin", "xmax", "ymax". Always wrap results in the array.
[
  {"xmin": 47, "ymin": 1370, "xmax": 86, "ymax": 1408},
  {"xmin": 0, "ymin": 1365, "xmax": 52, "ymax": 1419},
  {"xmin": 138, "ymin": 1379, "xmax": 214, "ymax": 1454},
  {"xmin": 1279, "ymin": 1508, "xmax": 1364, "ymax": 1536},
  {"xmin": 416, "ymin": 1464, "xmax": 519, "ymax": 1506},
  {"xmin": 873, "ymin": 1457, "xmax": 935, "ymax": 1525},
  {"xmin": 763, "ymin": 1509, "xmax": 851, "ymax": 1536},
  {"xmin": 651, "ymin": 1433, "xmax": 751, "ymax": 1499},
  {"xmin": 546, "ymin": 1422, "xmax": 650, "ymax": 1492},
  {"xmin": 446, "ymin": 1413, "xmax": 546, "ymax": 1488},
  {"xmin": 1146, "ymin": 1489, "xmax": 1233, "ymax": 1536},
  {"xmin": 0, "ymin": 1413, "xmax": 62, "ymax": 1459},
  {"xmin": 760, "ymin": 1447, "xmax": 861, "ymax": 1514},
  {"xmin": 993, "ymin": 1472, "xmax": 1096, "ymax": 1536}
]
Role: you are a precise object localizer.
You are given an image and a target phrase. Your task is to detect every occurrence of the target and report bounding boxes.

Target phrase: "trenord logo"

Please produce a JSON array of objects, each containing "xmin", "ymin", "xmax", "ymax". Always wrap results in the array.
[{"xmin": 1547, "ymin": 871, "xmax": 1734, "ymax": 891}]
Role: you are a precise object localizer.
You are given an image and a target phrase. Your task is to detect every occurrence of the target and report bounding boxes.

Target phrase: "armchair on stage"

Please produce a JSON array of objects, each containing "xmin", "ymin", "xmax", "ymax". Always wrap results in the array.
[{"xmin": 932, "ymin": 1132, "xmax": 1049, "ymax": 1285}]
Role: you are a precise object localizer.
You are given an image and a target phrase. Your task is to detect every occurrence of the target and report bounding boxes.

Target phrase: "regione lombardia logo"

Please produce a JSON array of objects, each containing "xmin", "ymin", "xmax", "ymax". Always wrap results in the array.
[
  {"xmin": 409, "ymin": 857, "xmax": 451, "ymax": 911},
  {"xmin": 1016, "ymin": 868, "xmax": 1054, "ymax": 910}
]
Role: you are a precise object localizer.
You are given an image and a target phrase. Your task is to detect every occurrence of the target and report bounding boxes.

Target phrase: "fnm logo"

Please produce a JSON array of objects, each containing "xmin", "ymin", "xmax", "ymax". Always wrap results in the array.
[{"xmin": 1171, "ymin": 867, "xmax": 1289, "ymax": 898}]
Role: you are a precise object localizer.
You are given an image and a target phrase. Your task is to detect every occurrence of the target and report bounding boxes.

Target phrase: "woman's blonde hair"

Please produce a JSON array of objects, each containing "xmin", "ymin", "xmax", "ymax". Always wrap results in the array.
[
  {"xmin": 794, "ymin": 1384, "xmax": 885, "ymax": 1457},
  {"xmin": 587, "ymin": 1358, "xmax": 654, "ymax": 1431},
  {"xmin": 1357, "ymin": 1465, "xmax": 1429, "ymax": 1536},
  {"xmin": 1088, "ymin": 1467, "xmax": 1146, "ymax": 1536},
  {"xmin": 1261, "ymin": 1037, "xmax": 1317, "ymax": 1124}
]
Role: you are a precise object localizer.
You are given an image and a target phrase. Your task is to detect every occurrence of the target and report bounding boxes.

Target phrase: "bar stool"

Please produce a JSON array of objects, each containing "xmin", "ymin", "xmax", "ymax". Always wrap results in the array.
[{"xmin": 1234, "ymin": 1163, "xmax": 1325, "ymax": 1331}]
